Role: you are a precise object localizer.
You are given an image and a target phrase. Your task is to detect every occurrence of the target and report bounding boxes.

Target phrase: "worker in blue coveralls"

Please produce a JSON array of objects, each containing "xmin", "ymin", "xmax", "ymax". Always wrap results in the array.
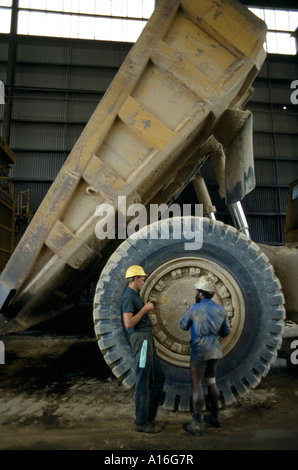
[
  {"xmin": 122, "ymin": 265, "xmax": 165, "ymax": 434},
  {"xmin": 180, "ymin": 275, "xmax": 231, "ymax": 435}
]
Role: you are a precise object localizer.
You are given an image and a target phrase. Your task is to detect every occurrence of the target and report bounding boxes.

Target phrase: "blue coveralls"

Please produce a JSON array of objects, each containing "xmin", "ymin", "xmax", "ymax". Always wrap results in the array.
[{"xmin": 180, "ymin": 298, "xmax": 231, "ymax": 363}]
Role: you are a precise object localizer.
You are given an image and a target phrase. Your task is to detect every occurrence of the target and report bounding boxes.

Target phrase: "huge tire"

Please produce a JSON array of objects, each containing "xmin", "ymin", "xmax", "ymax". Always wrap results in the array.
[{"xmin": 93, "ymin": 217, "xmax": 285, "ymax": 410}]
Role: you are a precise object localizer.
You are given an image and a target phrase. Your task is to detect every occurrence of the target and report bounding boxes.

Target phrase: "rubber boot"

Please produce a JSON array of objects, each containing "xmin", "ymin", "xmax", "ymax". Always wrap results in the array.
[
  {"xmin": 204, "ymin": 408, "xmax": 221, "ymax": 428},
  {"xmin": 183, "ymin": 413, "xmax": 203, "ymax": 436}
]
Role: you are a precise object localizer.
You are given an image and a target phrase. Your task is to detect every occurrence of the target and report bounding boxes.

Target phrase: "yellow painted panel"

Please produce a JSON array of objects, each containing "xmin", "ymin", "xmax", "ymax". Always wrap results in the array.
[
  {"xmin": 183, "ymin": 0, "xmax": 267, "ymax": 57},
  {"xmin": 164, "ymin": 10, "xmax": 240, "ymax": 85},
  {"xmin": 46, "ymin": 220, "xmax": 74, "ymax": 254},
  {"xmin": 152, "ymin": 40, "xmax": 218, "ymax": 102},
  {"xmin": 118, "ymin": 95, "xmax": 175, "ymax": 149},
  {"xmin": 97, "ymin": 118, "xmax": 154, "ymax": 180},
  {"xmin": 133, "ymin": 62, "xmax": 198, "ymax": 131},
  {"xmin": 83, "ymin": 155, "xmax": 126, "ymax": 196}
]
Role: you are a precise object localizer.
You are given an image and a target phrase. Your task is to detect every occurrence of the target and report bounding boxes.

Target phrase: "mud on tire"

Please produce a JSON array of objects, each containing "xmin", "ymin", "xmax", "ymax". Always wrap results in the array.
[{"xmin": 93, "ymin": 217, "xmax": 285, "ymax": 410}]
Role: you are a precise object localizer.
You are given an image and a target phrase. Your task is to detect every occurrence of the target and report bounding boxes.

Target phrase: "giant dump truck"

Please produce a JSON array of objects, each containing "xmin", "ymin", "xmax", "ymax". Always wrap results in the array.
[{"xmin": 0, "ymin": 0, "xmax": 290, "ymax": 410}]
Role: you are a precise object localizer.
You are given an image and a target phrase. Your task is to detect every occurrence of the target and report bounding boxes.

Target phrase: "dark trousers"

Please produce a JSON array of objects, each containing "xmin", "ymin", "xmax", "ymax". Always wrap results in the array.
[{"xmin": 129, "ymin": 331, "xmax": 165, "ymax": 425}]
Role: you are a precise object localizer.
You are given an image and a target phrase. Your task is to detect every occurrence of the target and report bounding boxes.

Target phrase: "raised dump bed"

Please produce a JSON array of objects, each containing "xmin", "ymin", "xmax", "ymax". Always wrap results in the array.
[{"xmin": 0, "ymin": 0, "xmax": 284, "ymax": 409}]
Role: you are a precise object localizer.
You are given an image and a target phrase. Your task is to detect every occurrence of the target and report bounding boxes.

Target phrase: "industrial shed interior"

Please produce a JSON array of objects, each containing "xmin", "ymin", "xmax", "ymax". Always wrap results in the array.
[
  {"xmin": 0, "ymin": 0, "xmax": 298, "ymax": 452},
  {"xmin": 0, "ymin": 0, "xmax": 297, "ymax": 272}
]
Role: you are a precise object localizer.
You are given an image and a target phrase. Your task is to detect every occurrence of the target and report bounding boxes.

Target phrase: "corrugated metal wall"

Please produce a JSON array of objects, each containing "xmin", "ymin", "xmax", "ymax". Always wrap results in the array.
[
  {"xmin": 0, "ymin": 34, "xmax": 297, "ymax": 245},
  {"xmin": 244, "ymin": 54, "xmax": 298, "ymax": 244},
  {"xmin": 244, "ymin": 55, "xmax": 298, "ymax": 244},
  {"xmin": 0, "ymin": 34, "xmax": 131, "ymax": 217}
]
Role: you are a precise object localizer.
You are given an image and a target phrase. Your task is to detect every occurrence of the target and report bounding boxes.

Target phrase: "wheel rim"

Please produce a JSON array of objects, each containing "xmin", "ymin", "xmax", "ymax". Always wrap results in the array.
[{"xmin": 141, "ymin": 257, "xmax": 246, "ymax": 368}]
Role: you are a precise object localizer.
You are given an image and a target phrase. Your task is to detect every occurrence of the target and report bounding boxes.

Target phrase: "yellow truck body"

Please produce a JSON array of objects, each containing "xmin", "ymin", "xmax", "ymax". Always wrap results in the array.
[{"xmin": 1, "ymin": 0, "xmax": 286, "ymax": 408}]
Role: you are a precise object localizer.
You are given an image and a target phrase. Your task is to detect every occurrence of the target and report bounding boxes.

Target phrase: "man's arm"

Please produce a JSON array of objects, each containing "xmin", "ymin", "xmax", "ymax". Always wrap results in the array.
[
  {"xmin": 123, "ymin": 302, "xmax": 155, "ymax": 330},
  {"xmin": 180, "ymin": 308, "xmax": 192, "ymax": 331},
  {"xmin": 218, "ymin": 317, "xmax": 231, "ymax": 338}
]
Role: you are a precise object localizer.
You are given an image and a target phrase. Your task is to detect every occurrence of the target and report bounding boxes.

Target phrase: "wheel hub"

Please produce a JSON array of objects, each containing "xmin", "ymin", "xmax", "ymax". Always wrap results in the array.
[{"xmin": 141, "ymin": 257, "xmax": 245, "ymax": 368}]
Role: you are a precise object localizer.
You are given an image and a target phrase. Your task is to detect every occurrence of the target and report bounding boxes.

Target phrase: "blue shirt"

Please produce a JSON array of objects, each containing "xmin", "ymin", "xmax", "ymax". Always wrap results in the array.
[{"xmin": 180, "ymin": 298, "xmax": 230, "ymax": 360}]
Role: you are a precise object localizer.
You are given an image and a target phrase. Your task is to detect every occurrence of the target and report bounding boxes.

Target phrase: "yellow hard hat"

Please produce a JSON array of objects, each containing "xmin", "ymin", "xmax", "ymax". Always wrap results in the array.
[
  {"xmin": 125, "ymin": 265, "xmax": 147, "ymax": 279},
  {"xmin": 194, "ymin": 275, "xmax": 215, "ymax": 293}
]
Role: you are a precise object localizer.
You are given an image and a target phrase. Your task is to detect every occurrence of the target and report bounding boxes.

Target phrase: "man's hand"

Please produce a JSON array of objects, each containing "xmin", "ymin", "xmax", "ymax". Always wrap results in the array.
[{"xmin": 143, "ymin": 301, "xmax": 156, "ymax": 313}]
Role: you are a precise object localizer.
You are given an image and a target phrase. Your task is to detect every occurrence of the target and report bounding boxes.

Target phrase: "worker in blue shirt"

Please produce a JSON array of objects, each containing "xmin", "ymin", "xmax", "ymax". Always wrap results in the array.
[{"xmin": 180, "ymin": 275, "xmax": 231, "ymax": 435}]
